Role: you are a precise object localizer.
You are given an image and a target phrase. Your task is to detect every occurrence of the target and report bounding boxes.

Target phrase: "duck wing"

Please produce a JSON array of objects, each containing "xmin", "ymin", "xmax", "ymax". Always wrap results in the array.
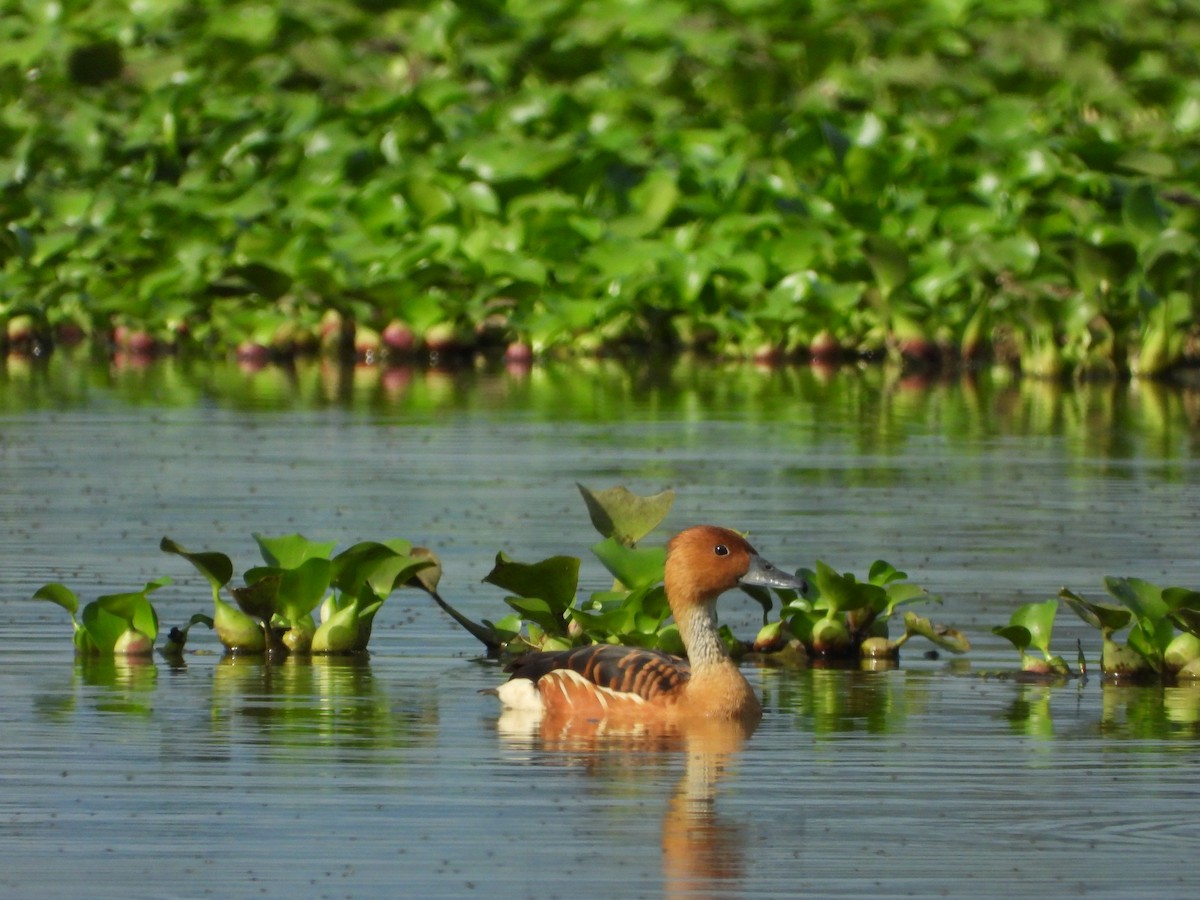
[{"xmin": 506, "ymin": 644, "xmax": 690, "ymax": 703}]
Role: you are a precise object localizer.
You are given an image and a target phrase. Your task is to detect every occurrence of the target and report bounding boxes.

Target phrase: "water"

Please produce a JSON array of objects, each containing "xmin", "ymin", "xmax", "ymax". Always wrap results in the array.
[{"xmin": 3, "ymin": 354, "xmax": 1200, "ymax": 897}]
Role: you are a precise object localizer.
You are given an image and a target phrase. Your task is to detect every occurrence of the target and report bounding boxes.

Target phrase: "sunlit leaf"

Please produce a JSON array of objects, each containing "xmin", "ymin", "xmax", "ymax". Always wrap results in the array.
[
  {"xmin": 576, "ymin": 483, "xmax": 675, "ymax": 546},
  {"xmin": 1005, "ymin": 598, "xmax": 1058, "ymax": 656},
  {"xmin": 214, "ymin": 596, "xmax": 265, "ymax": 653},
  {"xmin": 311, "ymin": 598, "xmax": 360, "ymax": 654},
  {"xmin": 32, "ymin": 583, "xmax": 80, "ymax": 617},
  {"xmin": 253, "ymin": 533, "xmax": 338, "ymax": 569},
  {"xmin": 485, "ymin": 553, "xmax": 579, "ymax": 612},
  {"xmin": 590, "ymin": 538, "xmax": 666, "ymax": 589}
]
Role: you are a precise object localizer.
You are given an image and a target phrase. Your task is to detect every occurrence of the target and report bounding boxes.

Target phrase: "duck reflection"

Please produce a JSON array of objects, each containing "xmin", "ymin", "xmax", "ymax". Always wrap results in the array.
[{"xmin": 497, "ymin": 708, "xmax": 755, "ymax": 898}]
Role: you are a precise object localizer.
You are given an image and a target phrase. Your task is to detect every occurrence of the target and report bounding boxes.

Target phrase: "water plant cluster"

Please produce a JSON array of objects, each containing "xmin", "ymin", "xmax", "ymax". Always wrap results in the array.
[
  {"xmin": 33, "ymin": 533, "xmax": 445, "ymax": 658},
  {"xmin": 428, "ymin": 484, "xmax": 967, "ymax": 664},
  {"xmin": 997, "ymin": 578, "xmax": 1200, "ymax": 683},
  {"xmin": 3, "ymin": 1, "xmax": 1199, "ymax": 374},
  {"xmin": 28, "ymin": 484, "xmax": 964, "ymax": 666}
]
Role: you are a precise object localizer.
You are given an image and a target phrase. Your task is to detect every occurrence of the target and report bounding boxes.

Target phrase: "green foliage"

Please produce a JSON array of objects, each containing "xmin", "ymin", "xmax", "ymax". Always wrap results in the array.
[
  {"xmin": 770, "ymin": 559, "xmax": 965, "ymax": 661},
  {"xmin": 158, "ymin": 533, "xmax": 437, "ymax": 655},
  {"xmin": 34, "ymin": 534, "xmax": 436, "ymax": 658},
  {"xmin": 31, "ymin": 577, "xmax": 171, "ymax": 657},
  {"xmin": 993, "ymin": 599, "xmax": 1070, "ymax": 676},
  {"xmin": 1005, "ymin": 577, "xmax": 1200, "ymax": 682},
  {"xmin": 2, "ymin": 1, "xmax": 1198, "ymax": 371},
  {"xmin": 443, "ymin": 483, "xmax": 957, "ymax": 663}
]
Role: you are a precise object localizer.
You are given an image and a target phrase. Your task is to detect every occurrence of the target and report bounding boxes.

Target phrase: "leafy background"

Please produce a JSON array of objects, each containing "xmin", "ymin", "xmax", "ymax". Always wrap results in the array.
[{"xmin": 2, "ymin": 0, "xmax": 1199, "ymax": 372}]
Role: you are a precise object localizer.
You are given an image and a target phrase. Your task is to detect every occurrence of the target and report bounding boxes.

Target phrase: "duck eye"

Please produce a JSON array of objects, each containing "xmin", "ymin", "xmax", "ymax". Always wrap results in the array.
[{"xmin": 714, "ymin": 544, "xmax": 729, "ymax": 557}]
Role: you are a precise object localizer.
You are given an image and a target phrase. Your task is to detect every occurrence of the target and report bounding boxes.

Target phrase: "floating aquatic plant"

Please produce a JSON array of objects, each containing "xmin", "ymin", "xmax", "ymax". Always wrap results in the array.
[
  {"xmin": 435, "ymin": 483, "xmax": 964, "ymax": 665},
  {"xmin": 3, "ymin": 1, "xmax": 1199, "ymax": 372},
  {"xmin": 1061, "ymin": 577, "xmax": 1200, "ymax": 682},
  {"xmin": 755, "ymin": 559, "xmax": 968, "ymax": 663},
  {"xmin": 161, "ymin": 534, "xmax": 438, "ymax": 656},
  {"xmin": 989, "ymin": 576, "xmax": 1200, "ymax": 683},
  {"xmin": 992, "ymin": 598, "xmax": 1072, "ymax": 677},
  {"xmin": 31, "ymin": 577, "xmax": 171, "ymax": 657}
]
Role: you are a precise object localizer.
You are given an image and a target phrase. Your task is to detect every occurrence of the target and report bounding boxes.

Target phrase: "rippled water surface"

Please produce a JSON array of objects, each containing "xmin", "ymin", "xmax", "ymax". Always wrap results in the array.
[{"xmin": 3, "ymin": 355, "xmax": 1200, "ymax": 898}]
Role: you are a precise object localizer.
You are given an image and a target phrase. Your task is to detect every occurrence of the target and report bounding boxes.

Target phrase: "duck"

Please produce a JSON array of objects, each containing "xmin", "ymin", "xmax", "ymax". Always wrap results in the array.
[{"xmin": 493, "ymin": 525, "xmax": 806, "ymax": 723}]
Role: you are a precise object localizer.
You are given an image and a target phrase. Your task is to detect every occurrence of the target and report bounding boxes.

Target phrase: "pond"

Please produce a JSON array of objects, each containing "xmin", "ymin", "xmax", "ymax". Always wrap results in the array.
[{"xmin": 3, "ymin": 353, "xmax": 1200, "ymax": 897}]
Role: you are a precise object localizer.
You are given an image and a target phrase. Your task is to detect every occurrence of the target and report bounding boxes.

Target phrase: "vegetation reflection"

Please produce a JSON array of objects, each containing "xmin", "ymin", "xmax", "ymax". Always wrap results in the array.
[
  {"xmin": 4, "ymin": 353, "xmax": 1198, "ymax": 464},
  {"xmin": 211, "ymin": 655, "xmax": 438, "ymax": 755}
]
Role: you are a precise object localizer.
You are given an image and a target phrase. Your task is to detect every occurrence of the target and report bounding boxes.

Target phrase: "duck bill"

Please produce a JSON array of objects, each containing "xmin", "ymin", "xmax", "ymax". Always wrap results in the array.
[{"xmin": 740, "ymin": 554, "xmax": 808, "ymax": 592}]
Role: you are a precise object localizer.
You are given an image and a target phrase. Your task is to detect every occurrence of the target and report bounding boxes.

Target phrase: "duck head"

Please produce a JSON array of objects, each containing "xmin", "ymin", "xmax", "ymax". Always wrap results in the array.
[{"xmin": 665, "ymin": 525, "xmax": 807, "ymax": 604}]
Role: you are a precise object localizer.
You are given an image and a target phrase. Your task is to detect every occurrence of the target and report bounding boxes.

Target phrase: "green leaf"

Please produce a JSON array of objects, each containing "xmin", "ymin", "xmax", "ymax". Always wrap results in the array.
[
  {"xmin": 94, "ymin": 579, "xmax": 167, "ymax": 643},
  {"xmin": 277, "ymin": 557, "xmax": 333, "ymax": 622},
  {"xmin": 312, "ymin": 598, "xmax": 360, "ymax": 654},
  {"xmin": 484, "ymin": 553, "xmax": 579, "ymax": 612},
  {"xmin": 1059, "ymin": 587, "xmax": 1132, "ymax": 633},
  {"xmin": 213, "ymin": 596, "xmax": 265, "ymax": 653},
  {"xmin": 993, "ymin": 623, "xmax": 1032, "ymax": 654},
  {"xmin": 868, "ymin": 561, "xmax": 907, "ymax": 586},
  {"xmin": 503, "ymin": 596, "xmax": 566, "ymax": 637},
  {"xmin": 80, "ymin": 603, "xmax": 128, "ymax": 655},
  {"xmin": 253, "ymin": 533, "xmax": 338, "ymax": 569},
  {"xmin": 230, "ymin": 573, "xmax": 281, "ymax": 620},
  {"xmin": 1170, "ymin": 607, "xmax": 1200, "ymax": 639},
  {"xmin": 863, "ymin": 235, "xmax": 909, "ymax": 298},
  {"xmin": 1104, "ymin": 576, "xmax": 1169, "ymax": 627},
  {"xmin": 1004, "ymin": 598, "xmax": 1058, "ymax": 656},
  {"xmin": 330, "ymin": 541, "xmax": 404, "ymax": 599},
  {"xmin": 576, "ymin": 483, "xmax": 675, "ymax": 546},
  {"xmin": 612, "ymin": 170, "xmax": 680, "ymax": 238},
  {"xmin": 884, "ymin": 582, "xmax": 937, "ymax": 615},
  {"xmin": 904, "ymin": 612, "xmax": 970, "ymax": 653},
  {"xmin": 812, "ymin": 560, "xmax": 879, "ymax": 615},
  {"xmin": 161, "ymin": 537, "xmax": 233, "ymax": 595},
  {"xmin": 1122, "ymin": 182, "xmax": 1165, "ymax": 241},
  {"xmin": 1127, "ymin": 620, "xmax": 1174, "ymax": 671},
  {"xmin": 33, "ymin": 583, "xmax": 80, "ymax": 617},
  {"xmin": 590, "ymin": 538, "xmax": 666, "ymax": 589}
]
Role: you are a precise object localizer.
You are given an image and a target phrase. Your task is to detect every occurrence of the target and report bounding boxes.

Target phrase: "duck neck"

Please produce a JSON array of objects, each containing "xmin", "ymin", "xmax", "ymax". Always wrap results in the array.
[{"xmin": 674, "ymin": 599, "xmax": 730, "ymax": 670}]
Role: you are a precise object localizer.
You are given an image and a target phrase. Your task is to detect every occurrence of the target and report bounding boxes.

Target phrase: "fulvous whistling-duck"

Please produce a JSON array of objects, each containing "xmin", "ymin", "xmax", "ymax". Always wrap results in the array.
[{"xmin": 493, "ymin": 525, "xmax": 806, "ymax": 722}]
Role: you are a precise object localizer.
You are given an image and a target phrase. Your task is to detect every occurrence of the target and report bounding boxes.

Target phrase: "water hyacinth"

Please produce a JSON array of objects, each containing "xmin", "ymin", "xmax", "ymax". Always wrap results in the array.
[
  {"xmin": 31, "ymin": 578, "xmax": 169, "ymax": 657},
  {"xmin": 993, "ymin": 599, "xmax": 1072, "ymax": 677},
  {"xmin": 161, "ymin": 534, "xmax": 438, "ymax": 657},
  {"xmin": 2, "ymin": 1, "xmax": 1198, "ymax": 373},
  {"xmin": 433, "ymin": 484, "xmax": 965, "ymax": 666},
  {"xmin": 1058, "ymin": 578, "xmax": 1200, "ymax": 683}
]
